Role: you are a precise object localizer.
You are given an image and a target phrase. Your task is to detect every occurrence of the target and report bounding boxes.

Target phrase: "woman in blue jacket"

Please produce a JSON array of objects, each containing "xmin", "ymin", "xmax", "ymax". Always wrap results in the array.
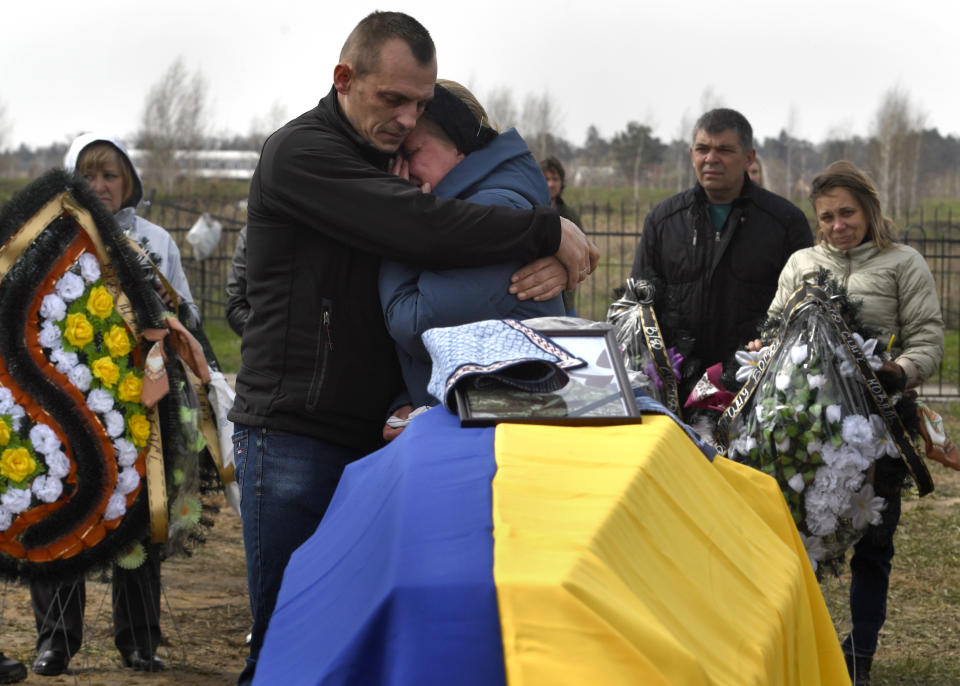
[{"xmin": 378, "ymin": 80, "xmax": 565, "ymax": 413}]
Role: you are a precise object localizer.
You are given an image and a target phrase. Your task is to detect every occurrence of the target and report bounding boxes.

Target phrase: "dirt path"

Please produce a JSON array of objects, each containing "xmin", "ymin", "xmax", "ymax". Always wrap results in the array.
[{"xmin": 0, "ymin": 494, "xmax": 250, "ymax": 685}]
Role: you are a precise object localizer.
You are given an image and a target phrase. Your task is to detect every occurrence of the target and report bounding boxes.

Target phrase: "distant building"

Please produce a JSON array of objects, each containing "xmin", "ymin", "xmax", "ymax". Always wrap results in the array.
[
  {"xmin": 127, "ymin": 149, "xmax": 260, "ymax": 180},
  {"xmin": 572, "ymin": 165, "xmax": 618, "ymax": 186}
]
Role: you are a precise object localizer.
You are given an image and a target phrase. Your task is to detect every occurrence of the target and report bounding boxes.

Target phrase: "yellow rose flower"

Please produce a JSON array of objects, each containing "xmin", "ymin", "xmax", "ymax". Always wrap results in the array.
[
  {"xmin": 117, "ymin": 372, "xmax": 143, "ymax": 403},
  {"xmin": 91, "ymin": 356, "xmax": 121, "ymax": 388},
  {"xmin": 85, "ymin": 285, "xmax": 114, "ymax": 319},
  {"xmin": 1, "ymin": 446, "xmax": 37, "ymax": 483},
  {"xmin": 0, "ymin": 418, "xmax": 10, "ymax": 447},
  {"xmin": 128, "ymin": 414, "xmax": 151, "ymax": 448},
  {"xmin": 64, "ymin": 312, "xmax": 94, "ymax": 348},
  {"xmin": 105, "ymin": 325, "xmax": 132, "ymax": 358}
]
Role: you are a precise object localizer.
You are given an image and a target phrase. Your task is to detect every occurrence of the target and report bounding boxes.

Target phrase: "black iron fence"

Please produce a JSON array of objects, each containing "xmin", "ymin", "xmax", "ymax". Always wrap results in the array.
[{"xmin": 148, "ymin": 194, "xmax": 960, "ymax": 399}]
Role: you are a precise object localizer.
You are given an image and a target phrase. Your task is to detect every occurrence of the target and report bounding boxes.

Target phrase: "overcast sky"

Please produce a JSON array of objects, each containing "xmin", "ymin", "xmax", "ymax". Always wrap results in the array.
[{"xmin": 2, "ymin": 0, "xmax": 957, "ymax": 151}]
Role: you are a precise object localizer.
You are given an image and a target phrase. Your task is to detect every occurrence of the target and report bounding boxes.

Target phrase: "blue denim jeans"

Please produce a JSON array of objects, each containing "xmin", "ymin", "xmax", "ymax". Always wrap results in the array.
[
  {"xmin": 233, "ymin": 424, "xmax": 365, "ymax": 685},
  {"xmin": 843, "ymin": 486, "xmax": 902, "ymax": 659}
]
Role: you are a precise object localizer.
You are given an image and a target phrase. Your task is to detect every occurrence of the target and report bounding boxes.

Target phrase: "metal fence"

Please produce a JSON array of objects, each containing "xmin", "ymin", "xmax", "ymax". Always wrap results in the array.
[{"xmin": 148, "ymin": 194, "xmax": 960, "ymax": 399}]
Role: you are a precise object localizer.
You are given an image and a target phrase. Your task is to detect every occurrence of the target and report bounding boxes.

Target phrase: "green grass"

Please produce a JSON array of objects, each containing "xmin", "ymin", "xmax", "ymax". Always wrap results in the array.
[{"xmin": 204, "ymin": 319, "xmax": 241, "ymax": 374}]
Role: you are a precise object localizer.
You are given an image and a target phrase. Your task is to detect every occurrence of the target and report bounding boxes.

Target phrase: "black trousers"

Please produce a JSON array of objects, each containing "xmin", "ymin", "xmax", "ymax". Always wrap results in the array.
[{"xmin": 30, "ymin": 546, "xmax": 162, "ymax": 657}]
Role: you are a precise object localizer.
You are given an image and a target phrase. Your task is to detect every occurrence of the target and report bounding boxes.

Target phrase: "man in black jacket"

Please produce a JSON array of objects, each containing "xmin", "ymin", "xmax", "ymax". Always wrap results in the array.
[
  {"xmin": 228, "ymin": 11, "xmax": 597, "ymax": 684},
  {"xmin": 631, "ymin": 108, "xmax": 812, "ymax": 401}
]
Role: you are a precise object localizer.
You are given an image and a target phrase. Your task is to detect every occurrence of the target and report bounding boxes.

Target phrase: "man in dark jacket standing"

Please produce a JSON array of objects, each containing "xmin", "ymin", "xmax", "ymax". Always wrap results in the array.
[
  {"xmin": 631, "ymin": 108, "xmax": 812, "ymax": 400},
  {"xmin": 228, "ymin": 11, "xmax": 597, "ymax": 684}
]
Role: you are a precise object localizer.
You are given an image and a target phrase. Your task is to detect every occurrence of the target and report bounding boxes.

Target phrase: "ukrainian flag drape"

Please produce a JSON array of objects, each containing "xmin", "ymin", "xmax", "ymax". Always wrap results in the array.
[{"xmin": 255, "ymin": 408, "xmax": 847, "ymax": 686}]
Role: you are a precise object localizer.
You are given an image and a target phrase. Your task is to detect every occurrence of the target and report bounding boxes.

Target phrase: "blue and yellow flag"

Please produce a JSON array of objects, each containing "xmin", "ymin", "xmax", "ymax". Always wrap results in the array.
[{"xmin": 256, "ymin": 408, "xmax": 847, "ymax": 685}]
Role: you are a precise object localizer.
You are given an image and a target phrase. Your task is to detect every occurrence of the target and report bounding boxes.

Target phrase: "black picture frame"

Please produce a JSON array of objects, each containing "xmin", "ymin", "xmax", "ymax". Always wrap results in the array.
[{"xmin": 456, "ymin": 327, "xmax": 642, "ymax": 427}]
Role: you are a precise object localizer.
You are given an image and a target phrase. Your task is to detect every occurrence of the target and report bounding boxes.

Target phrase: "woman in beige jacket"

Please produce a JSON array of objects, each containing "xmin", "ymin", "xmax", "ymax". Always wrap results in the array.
[{"xmin": 762, "ymin": 160, "xmax": 944, "ymax": 685}]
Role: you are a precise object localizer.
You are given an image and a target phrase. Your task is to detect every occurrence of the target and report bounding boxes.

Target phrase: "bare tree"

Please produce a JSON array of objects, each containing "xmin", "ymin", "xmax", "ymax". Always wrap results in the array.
[
  {"xmin": 871, "ymin": 86, "xmax": 925, "ymax": 218},
  {"xmin": 673, "ymin": 113, "xmax": 695, "ymax": 192},
  {"xmin": 484, "ymin": 86, "xmax": 518, "ymax": 131},
  {"xmin": 698, "ymin": 87, "xmax": 724, "ymax": 114},
  {"xmin": 137, "ymin": 57, "xmax": 210, "ymax": 191},
  {"xmin": 520, "ymin": 91, "xmax": 563, "ymax": 160},
  {"xmin": 248, "ymin": 100, "xmax": 289, "ymax": 150}
]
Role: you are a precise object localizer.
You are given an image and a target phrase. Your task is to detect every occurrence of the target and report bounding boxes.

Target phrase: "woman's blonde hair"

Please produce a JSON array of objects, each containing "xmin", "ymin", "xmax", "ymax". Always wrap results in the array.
[
  {"xmin": 809, "ymin": 160, "xmax": 895, "ymax": 250},
  {"xmin": 76, "ymin": 143, "xmax": 135, "ymax": 207}
]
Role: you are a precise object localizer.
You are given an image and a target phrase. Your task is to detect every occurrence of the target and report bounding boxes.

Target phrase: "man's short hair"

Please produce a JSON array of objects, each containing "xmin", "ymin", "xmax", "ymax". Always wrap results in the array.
[
  {"xmin": 692, "ymin": 108, "xmax": 753, "ymax": 152},
  {"xmin": 539, "ymin": 156, "xmax": 566, "ymax": 184},
  {"xmin": 340, "ymin": 11, "xmax": 435, "ymax": 78}
]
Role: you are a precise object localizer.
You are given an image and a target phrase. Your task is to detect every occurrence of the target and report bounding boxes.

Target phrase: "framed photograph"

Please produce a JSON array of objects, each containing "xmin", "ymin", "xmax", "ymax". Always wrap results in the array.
[{"xmin": 456, "ymin": 327, "xmax": 642, "ymax": 427}]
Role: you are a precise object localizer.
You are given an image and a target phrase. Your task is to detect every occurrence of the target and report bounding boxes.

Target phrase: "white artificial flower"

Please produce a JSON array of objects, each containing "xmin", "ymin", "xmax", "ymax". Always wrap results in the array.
[
  {"xmin": 755, "ymin": 405, "xmax": 767, "ymax": 423},
  {"xmin": 844, "ymin": 484, "xmax": 886, "ymax": 529},
  {"xmin": 44, "ymin": 450, "xmax": 70, "ymax": 479},
  {"xmin": 28, "ymin": 423, "xmax": 60, "ymax": 456},
  {"xmin": 790, "ymin": 343, "xmax": 809, "ymax": 365},
  {"xmin": 68, "ymin": 364, "xmax": 93, "ymax": 392},
  {"xmin": 104, "ymin": 492, "xmax": 127, "ymax": 521},
  {"xmin": 38, "ymin": 322, "xmax": 63, "ymax": 350},
  {"xmin": 50, "ymin": 348, "xmax": 79, "ymax": 375},
  {"xmin": 826, "ymin": 404, "xmax": 843, "ymax": 424},
  {"xmin": 775, "ymin": 436, "xmax": 791, "ymax": 452},
  {"xmin": 852, "ymin": 333, "xmax": 878, "ymax": 358},
  {"xmin": 0, "ymin": 386, "xmax": 14, "ymax": 414},
  {"xmin": 1, "ymin": 486, "xmax": 32, "ymax": 514},
  {"xmin": 775, "ymin": 372, "xmax": 791, "ymax": 391},
  {"xmin": 821, "ymin": 443, "xmax": 872, "ymax": 473},
  {"xmin": 77, "ymin": 253, "xmax": 101, "ymax": 282},
  {"xmin": 735, "ymin": 349, "xmax": 764, "ymax": 384},
  {"xmin": 806, "ymin": 503, "xmax": 839, "ymax": 537},
  {"xmin": 807, "ymin": 374, "xmax": 827, "ymax": 389},
  {"xmin": 31, "ymin": 475, "xmax": 63, "ymax": 503},
  {"xmin": 86, "ymin": 388, "xmax": 114, "ymax": 414},
  {"xmin": 788, "ymin": 473, "xmax": 806, "ymax": 493},
  {"xmin": 801, "ymin": 533, "xmax": 828, "ymax": 562},
  {"xmin": 116, "ymin": 467, "xmax": 140, "ymax": 495},
  {"xmin": 114, "ymin": 438, "xmax": 138, "ymax": 468},
  {"xmin": 806, "ymin": 439, "xmax": 823, "ymax": 455},
  {"xmin": 739, "ymin": 435, "xmax": 758, "ymax": 454},
  {"xmin": 9, "ymin": 405, "xmax": 25, "ymax": 431},
  {"xmin": 842, "ymin": 414, "xmax": 874, "ymax": 446},
  {"xmin": 0, "ymin": 507, "xmax": 11, "ymax": 532},
  {"xmin": 870, "ymin": 415, "xmax": 899, "ymax": 458},
  {"xmin": 39, "ymin": 294, "xmax": 67, "ymax": 322},
  {"xmin": 104, "ymin": 410, "xmax": 125, "ymax": 438},
  {"xmin": 54, "ymin": 271, "xmax": 85, "ymax": 302}
]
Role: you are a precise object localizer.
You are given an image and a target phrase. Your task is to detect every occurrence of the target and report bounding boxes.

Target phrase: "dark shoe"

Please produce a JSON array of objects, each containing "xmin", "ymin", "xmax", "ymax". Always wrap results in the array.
[
  {"xmin": 32, "ymin": 650, "xmax": 68, "ymax": 677},
  {"xmin": 122, "ymin": 649, "xmax": 166, "ymax": 672},
  {"xmin": 0, "ymin": 653, "xmax": 26, "ymax": 684},
  {"xmin": 845, "ymin": 652, "xmax": 872, "ymax": 686}
]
